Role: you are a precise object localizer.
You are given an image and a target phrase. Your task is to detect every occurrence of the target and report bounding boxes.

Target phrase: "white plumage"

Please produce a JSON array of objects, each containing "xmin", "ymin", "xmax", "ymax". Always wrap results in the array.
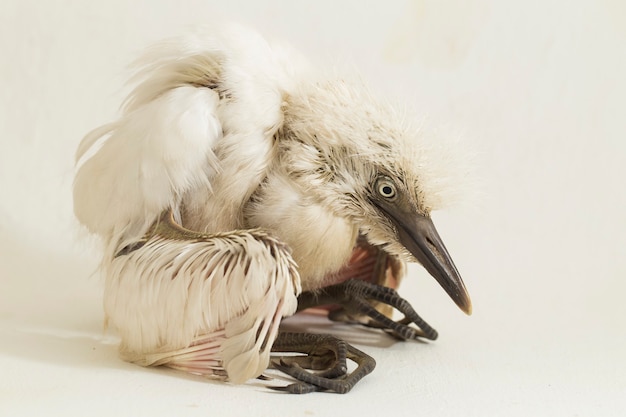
[
  {"xmin": 105, "ymin": 216, "xmax": 298, "ymax": 383},
  {"xmin": 74, "ymin": 24, "xmax": 471, "ymax": 389}
]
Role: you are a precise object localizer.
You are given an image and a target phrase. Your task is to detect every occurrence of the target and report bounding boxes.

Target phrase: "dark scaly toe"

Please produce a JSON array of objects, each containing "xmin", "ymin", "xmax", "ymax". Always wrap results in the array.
[{"xmin": 270, "ymin": 332, "xmax": 375, "ymax": 394}]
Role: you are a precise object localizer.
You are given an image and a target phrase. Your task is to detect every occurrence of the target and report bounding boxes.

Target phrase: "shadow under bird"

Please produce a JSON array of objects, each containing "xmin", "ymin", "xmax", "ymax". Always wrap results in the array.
[{"xmin": 73, "ymin": 25, "xmax": 471, "ymax": 394}]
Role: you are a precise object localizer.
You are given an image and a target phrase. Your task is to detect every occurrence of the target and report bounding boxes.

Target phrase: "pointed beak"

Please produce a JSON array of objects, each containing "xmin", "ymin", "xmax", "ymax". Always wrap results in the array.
[{"xmin": 394, "ymin": 214, "xmax": 472, "ymax": 314}]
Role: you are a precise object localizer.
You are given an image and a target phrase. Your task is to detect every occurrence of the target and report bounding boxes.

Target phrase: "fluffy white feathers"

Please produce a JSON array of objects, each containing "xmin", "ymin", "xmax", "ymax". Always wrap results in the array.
[
  {"xmin": 75, "ymin": 86, "xmax": 221, "ymax": 256},
  {"xmin": 74, "ymin": 25, "xmax": 309, "ymax": 255},
  {"xmin": 74, "ymin": 24, "xmax": 466, "ymax": 384}
]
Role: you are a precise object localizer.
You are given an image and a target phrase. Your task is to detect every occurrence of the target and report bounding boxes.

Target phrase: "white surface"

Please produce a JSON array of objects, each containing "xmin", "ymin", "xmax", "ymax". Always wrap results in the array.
[{"xmin": 1, "ymin": 0, "xmax": 625, "ymax": 416}]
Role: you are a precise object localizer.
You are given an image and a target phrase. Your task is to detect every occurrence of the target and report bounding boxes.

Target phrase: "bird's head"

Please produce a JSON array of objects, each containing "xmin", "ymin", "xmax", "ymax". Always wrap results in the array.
[{"xmin": 277, "ymin": 77, "xmax": 472, "ymax": 314}]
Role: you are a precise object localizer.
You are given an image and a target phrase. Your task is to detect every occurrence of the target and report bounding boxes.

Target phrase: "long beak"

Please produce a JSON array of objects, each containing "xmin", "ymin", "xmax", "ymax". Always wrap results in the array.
[{"xmin": 395, "ymin": 214, "xmax": 472, "ymax": 314}]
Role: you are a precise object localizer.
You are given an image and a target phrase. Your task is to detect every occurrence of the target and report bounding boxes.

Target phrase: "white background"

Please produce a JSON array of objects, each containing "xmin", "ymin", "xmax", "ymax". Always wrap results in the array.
[{"xmin": 1, "ymin": 0, "xmax": 625, "ymax": 416}]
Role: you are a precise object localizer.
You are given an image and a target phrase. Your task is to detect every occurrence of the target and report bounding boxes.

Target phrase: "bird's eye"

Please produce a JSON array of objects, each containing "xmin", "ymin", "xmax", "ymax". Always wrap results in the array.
[{"xmin": 376, "ymin": 178, "xmax": 396, "ymax": 199}]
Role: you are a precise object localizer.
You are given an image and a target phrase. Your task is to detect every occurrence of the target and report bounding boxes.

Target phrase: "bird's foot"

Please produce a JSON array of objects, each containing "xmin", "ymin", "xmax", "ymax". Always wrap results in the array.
[
  {"xmin": 269, "ymin": 332, "xmax": 375, "ymax": 394},
  {"xmin": 299, "ymin": 279, "xmax": 438, "ymax": 341}
]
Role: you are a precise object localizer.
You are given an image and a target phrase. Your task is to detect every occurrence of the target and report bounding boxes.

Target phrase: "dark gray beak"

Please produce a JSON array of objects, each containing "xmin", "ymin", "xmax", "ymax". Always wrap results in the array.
[
  {"xmin": 395, "ymin": 214, "xmax": 472, "ymax": 315},
  {"xmin": 374, "ymin": 195, "xmax": 472, "ymax": 315}
]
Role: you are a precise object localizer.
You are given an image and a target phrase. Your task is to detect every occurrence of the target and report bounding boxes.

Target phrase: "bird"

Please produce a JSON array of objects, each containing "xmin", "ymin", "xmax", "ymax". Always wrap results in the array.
[{"xmin": 73, "ymin": 24, "xmax": 471, "ymax": 394}]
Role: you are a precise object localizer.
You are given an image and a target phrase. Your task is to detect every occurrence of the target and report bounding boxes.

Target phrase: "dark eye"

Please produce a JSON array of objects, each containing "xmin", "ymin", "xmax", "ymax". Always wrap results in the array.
[{"xmin": 376, "ymin": 178, "xmax": 396, "ymax": 199}]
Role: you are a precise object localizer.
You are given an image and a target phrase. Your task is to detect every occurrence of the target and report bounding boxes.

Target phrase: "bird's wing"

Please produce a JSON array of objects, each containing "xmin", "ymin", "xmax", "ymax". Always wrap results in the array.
[
  {"xmin": 73, "ymin": 25, "xmax": 308, "ymax": 253},
  {"xmin": 74, "ymin": 84, "xmax": 221, "ymax": 253},
  {"xmin": 106, "ymin": 224, "xmax": 300, "ymax": 383}
]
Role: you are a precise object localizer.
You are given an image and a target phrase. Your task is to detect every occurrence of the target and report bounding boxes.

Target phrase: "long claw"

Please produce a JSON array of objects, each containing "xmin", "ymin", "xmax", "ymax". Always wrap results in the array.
[
  {"xmin": 270, "ymin": 332, "xmax": 375, "ymax": 394},
  {"xmin": 298, "ymin": 279, "xmax": 438, "ymax": 341},
  {"xmin": 269, "ymin": 381, "xmax": 321, "ymax": 394}
]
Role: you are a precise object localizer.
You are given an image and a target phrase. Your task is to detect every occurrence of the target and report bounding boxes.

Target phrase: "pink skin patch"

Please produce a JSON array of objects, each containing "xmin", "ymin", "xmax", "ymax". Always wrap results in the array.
[{"xmin": 302, "ymin": 236, "xmax": 403, "ymax": 317}]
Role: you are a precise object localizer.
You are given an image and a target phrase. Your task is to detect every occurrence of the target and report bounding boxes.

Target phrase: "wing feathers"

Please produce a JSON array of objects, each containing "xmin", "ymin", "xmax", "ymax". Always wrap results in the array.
[
  {"xmin": 74, "ymin": 86, "xmax": 221, "ymax": 250},
  {"xmin": 74, "ymin": 25, "xmax": 310, "ymax": 250},
  {"xmin": 106, "ymin": 229, "xmax": 300, "ymax": 382}
]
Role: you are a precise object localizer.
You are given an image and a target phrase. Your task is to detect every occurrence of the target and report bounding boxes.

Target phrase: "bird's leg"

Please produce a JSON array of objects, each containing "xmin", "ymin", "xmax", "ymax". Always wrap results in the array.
[
  {"xmin": 273, "ymin": 335, "xmax": 342, "ymax": 375},
  {"xmin": 298, "ymin": 280, "xmax": 438, "ymax": 341},
  {"xmin": 298, "ymin": 238, "xmax": 438, "ymax": 341},
  {"xmin": 269, "ymin": 332, "xmax": 376, "ymax": 394}
]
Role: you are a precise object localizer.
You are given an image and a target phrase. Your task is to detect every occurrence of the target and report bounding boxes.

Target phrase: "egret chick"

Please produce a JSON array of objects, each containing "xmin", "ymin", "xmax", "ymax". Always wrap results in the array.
[{"xmin": 74, "ymin": 25, "xmax": 471, "ymax": 394}]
